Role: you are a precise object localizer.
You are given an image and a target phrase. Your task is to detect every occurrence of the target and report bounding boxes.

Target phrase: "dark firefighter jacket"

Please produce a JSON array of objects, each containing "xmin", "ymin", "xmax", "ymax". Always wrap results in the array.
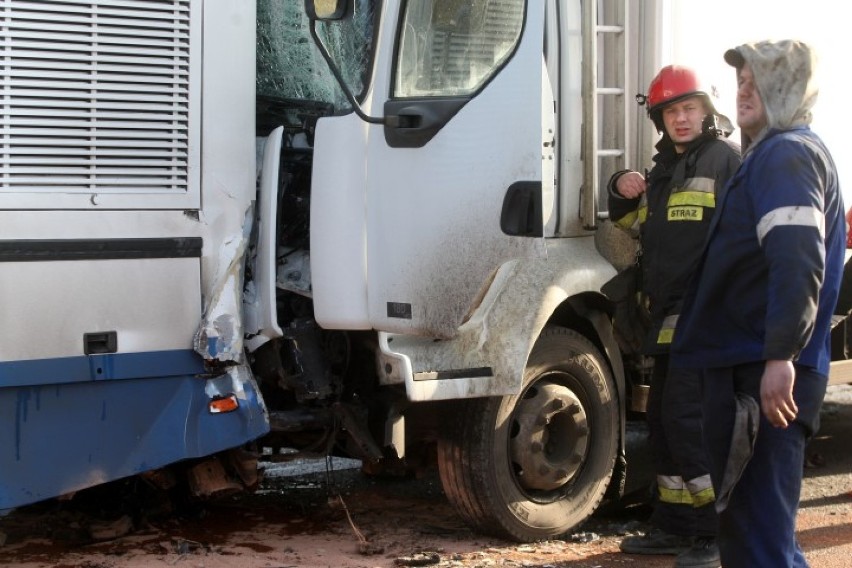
[{"xmin": 608, "ymin": 133, "xmax": 741, "ymax": 354}]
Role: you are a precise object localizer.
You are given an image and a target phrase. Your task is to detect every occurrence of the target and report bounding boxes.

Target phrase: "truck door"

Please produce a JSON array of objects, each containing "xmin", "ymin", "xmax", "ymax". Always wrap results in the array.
[
  {"xmin": 311, "ymin": 0, "xmax": 554, "ymax": 337},
  {"xmin": 312, "ymin": 0, "xmax": 550, "ymax": 338}
]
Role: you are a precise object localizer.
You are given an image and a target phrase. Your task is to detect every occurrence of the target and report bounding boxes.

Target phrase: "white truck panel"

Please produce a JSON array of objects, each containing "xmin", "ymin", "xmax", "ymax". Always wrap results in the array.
[
  {"xmin": 0, "ymin": 257, "xmax": 200, "ymax": 361},
  {"xmin": 310, "ymin": 113, "xmax": 372, "ymax": 330}
]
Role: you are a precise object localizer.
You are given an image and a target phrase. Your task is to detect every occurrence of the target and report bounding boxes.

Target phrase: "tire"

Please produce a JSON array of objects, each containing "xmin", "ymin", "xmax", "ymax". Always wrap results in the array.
[{"xmin": 436, "ymin": 326, "xmax": 619, "ymax": 542}]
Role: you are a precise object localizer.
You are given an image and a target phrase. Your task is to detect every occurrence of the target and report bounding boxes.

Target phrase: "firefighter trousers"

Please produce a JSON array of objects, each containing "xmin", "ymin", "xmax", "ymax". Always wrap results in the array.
[
  {"xmin": 701, "ymin": 362, "xmax": 827, "ymax": 568},
  {"xmin": 646, "ymin": 354, "xmax": 717, "ymax": 537}
]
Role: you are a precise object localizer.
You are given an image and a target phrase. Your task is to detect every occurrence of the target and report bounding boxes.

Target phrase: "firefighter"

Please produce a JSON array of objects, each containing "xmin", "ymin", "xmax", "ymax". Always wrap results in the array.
[
  {"xmin": 671, "ymin": 40, "xmax": 844, "ymax": 568},
  {"xmin": 609, "ymin": 65, "xmax": 740, "ymax": 568}
]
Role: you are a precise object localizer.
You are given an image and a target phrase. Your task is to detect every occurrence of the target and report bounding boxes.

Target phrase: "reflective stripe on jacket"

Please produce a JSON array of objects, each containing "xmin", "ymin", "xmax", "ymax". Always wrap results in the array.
[
  {"xmin": 672, "ymin": 127, "xmax": 845, "ymax": 376},
  {"xmin": 608, "ymin": 134, "xmax": 741, "ymax": 354}
]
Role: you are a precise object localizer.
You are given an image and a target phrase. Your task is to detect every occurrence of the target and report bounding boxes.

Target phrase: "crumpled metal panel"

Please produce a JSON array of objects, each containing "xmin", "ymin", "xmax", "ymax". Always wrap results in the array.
[{"xmin": 194, "ymin": 209, "xmax": 253, "ymax": 363}]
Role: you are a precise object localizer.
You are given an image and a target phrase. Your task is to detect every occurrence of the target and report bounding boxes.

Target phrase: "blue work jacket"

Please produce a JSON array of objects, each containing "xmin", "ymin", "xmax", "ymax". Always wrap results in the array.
[{"xmin": 672, "ymin": 126, "xmax": 845, "ymax": 377}]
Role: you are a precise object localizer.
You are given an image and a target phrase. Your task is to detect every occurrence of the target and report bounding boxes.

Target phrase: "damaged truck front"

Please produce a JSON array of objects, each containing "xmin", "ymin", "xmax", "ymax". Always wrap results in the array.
[
  {"xmin": 3, "ymin": 0, "xmax": 663, "ymax": 543},
  {"xmin": 249, "ymin": 0, "xmax": 663, "ymax": 543}
]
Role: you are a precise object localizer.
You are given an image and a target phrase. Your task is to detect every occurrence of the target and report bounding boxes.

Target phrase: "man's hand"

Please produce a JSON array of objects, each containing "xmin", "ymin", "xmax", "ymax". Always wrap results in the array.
[
  {"xmin": 760, "ymin": 359, "xmax": 798, "ymax": 428},
  {"xmin": 615, "ymin": 171, "xmax": 647, "ymax": 199}
]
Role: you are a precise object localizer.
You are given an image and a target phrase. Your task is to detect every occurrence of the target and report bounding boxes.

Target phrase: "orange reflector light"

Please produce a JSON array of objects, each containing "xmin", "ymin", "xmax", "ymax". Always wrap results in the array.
[{"xmin": 209, "ymin": 394, "xmax": 239, "ymax": 414}]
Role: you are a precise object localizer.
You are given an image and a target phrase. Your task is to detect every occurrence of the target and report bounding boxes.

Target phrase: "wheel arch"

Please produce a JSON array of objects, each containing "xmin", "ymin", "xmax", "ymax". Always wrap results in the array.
[
  {"xmin": 378, "ymin": 238, "xmax": 624, "ymax": 404},
  {"xmin": 547, "ymin": 292, "xmax": 623, "ymax": 396}
]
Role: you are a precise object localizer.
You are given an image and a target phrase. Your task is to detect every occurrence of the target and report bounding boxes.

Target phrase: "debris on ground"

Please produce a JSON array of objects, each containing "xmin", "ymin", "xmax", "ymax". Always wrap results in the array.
[
  {"xmin": 394, "ymin": 551, "xmax": 442, "ymax": 566},
  {"xmin": 570, "ymin": 531, "xmax": 601, "ymax": 543}
]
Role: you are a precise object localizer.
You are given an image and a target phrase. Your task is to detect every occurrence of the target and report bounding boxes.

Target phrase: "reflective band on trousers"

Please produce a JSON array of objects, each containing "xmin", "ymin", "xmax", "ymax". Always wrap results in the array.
[
  {"xmin": 756, "ymin": 205, "xmax": 824, "ymax": 245},
  {"xmin": 658, "ymin": 474, "xmax": 716, "ymax": 508},
  {"xmin": 657, "ymin": 314, "xmax": 678, "ymax": 345}
]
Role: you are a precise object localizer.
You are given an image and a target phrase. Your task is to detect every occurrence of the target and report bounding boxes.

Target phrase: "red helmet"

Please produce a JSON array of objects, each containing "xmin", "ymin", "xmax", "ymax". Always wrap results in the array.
[{"xmin": 646, "ymin": 65, "xmax": 715, "ymax": 116}]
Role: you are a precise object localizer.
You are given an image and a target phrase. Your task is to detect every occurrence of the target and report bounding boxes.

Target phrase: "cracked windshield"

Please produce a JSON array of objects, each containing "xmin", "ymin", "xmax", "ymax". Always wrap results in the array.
[{"xmin": 257, "ymin": 0, "xmax": 376, "ymax": 112}]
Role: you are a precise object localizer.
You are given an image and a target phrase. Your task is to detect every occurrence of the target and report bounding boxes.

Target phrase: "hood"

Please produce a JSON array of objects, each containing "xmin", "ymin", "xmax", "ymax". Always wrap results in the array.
[{"xmin": 724, "ymin": 40, "xmax": 819, "ymax": 151}]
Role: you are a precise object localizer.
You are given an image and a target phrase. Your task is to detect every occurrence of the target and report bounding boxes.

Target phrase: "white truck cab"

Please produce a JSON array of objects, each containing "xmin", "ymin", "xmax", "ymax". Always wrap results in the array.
[{"xmin": 250, "ymin": 0, "xmax": 662, "ymax": 541}]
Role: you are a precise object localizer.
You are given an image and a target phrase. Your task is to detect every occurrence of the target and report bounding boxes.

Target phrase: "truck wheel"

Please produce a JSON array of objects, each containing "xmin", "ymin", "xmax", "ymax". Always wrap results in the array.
[{"xmin": 437, "ymin": 326, "xmax": 619, "ymax": 542}]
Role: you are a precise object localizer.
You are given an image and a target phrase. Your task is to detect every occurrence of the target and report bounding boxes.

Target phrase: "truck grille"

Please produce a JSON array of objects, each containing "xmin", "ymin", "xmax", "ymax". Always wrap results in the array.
[{"xmin": 0, "ymin": 0, "xmax": 193, "ymax": 193}]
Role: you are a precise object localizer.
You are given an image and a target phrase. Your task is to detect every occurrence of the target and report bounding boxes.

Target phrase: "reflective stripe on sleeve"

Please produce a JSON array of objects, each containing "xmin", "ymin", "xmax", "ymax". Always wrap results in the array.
[
  {"xmin": 615, "ymin": 210, "xmax": 639, "ymax": 230},
  {"xmin": 756, "ymin": 206, "xmax": 824, "ymax": 246}
]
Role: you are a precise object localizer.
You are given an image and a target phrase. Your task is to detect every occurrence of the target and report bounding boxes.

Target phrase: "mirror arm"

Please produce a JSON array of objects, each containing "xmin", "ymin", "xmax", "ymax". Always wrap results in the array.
[{"xmin": 309, "ymin": 20, "xmax": 384, "ymax": 125}]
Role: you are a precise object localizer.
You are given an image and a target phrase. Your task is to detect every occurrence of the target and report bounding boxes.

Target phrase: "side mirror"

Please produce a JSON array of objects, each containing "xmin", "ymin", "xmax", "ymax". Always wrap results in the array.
[{"xmin": 304, "ymin": 0, "xmax": 349, "ymax": 21}]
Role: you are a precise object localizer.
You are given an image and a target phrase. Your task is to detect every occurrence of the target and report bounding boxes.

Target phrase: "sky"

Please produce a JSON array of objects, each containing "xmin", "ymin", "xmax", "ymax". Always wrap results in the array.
[{"xmin": 664, "ymin": 0, "xmax": 849, "ymax": 202}]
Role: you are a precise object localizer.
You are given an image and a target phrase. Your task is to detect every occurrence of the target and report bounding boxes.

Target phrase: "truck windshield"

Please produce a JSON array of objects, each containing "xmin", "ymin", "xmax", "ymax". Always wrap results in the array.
[{"xmin": 257, "ymin": 0, "xmax": 377, "ymax": 112}]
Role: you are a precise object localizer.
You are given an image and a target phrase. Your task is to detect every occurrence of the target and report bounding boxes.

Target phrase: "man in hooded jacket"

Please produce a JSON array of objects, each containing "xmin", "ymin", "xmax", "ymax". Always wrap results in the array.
[
  {"xmin": 671, "ymin": 40, "xmax": 845, "ymax": 568},
  {"xmin": 609, "ymin": 65, "xmax": 740, "ymax": 568}
]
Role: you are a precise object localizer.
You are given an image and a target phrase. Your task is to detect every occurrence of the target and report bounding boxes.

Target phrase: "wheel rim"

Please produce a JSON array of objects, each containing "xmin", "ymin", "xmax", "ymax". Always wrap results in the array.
[{"xmin": 509, "ymin": 374, "xmax": 590, "ymax": 493}]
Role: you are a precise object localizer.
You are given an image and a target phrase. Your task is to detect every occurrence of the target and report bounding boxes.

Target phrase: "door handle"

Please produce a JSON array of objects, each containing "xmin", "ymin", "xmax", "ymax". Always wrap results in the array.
[
  {"xmin": 385, "ymin": 106, "xmax": 428, "ymax": 129},
  {"xmin": 84, "ymin": 331, "xmax": 118, "ymax": 355},
  {"xmin": 383, "ymin": 98, "xmax": 467, "ymax": 148}
]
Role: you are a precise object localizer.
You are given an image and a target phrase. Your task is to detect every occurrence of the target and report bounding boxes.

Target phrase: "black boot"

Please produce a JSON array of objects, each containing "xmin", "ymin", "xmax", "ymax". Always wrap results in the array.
[
  {"xmin": 619, "ymin": 528, "xmax": 692, "ymax": 555},
  {"xmin": 675, "ymin": 536, "xmax": 721, "ymax": 568}
]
